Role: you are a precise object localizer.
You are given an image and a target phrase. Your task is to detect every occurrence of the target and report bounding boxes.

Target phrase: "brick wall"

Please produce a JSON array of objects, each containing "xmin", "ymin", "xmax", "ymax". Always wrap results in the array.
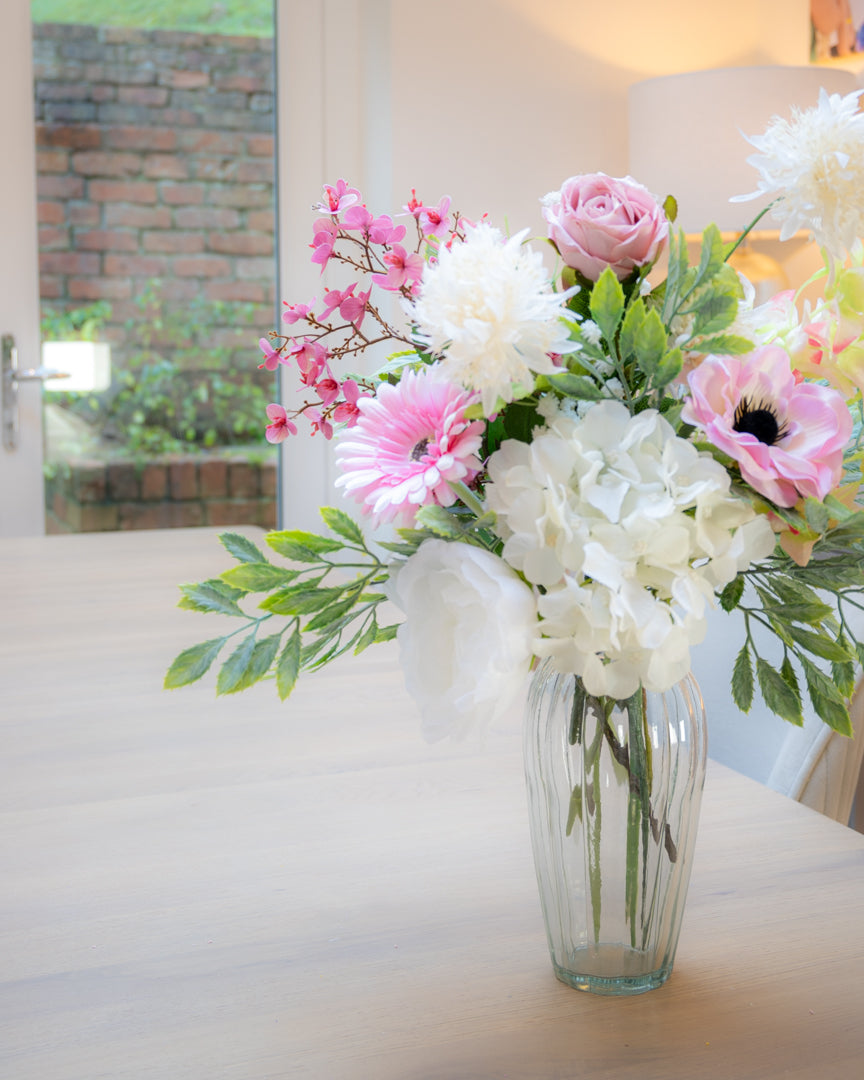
[{"xmin": 32, "ymin": 22, "xmax": 277, "ymax": 367}]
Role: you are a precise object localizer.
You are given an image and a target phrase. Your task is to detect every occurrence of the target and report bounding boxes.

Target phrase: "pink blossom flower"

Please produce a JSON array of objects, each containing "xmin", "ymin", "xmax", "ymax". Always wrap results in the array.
[
  {"xmin": 310, "ymin": 218, "xmax": 339, "ymax": 271},
  {"xmin": 403, "ymin": 189, "xmax": 423, "ymax": 218},
  {"xmin": 320, "ymin": 283, "xmax": 371, "ymax": 330},
  {"xmin": 265, "ymin": 403, "xmax": 297, "ymax": 443},
  {"xmin": 282, "ymin": 300, "xmax": 316, "ymax": 325},
  {"xmin": 258, "ymin": 337, "xmax": 283, "ymax": 371},
  {"xmin": 419, "ymin": 196, "xmax": 451, "ymax": 239},
  {"xmin": 542, "ymin": 173, "xmax": 668, "ymax": 281},
  {"xmin": 332, "ymin": 378, "xmax": 368, "ymax": 427},
  {"xmin": 315, "ymin": 179, "xmax": 361, "ymax": 215},
  {"xmin": 315, "ymin": 378, "xmax": 341, "ymax": 406},
  {"xmin": 286, "ymin": 339, "xmax": 330, "ymax": 384},
  {"xmin": 371, "ymin": 244, "xmax": 424, "ymax": 291},
  {"xmin": 334, "ymin": 366, "xmax": 484, "ymax": 527},
  {"xmin": 369, "ymin": 214, "xmax": 406, "ymax": 245},
  {"xmin": 682, "ymin": 345, "xmax": 852, "ymax": 507},
  {"xmin": 307, "ymin": 407, "xmax": 333, "ymax": 440}
]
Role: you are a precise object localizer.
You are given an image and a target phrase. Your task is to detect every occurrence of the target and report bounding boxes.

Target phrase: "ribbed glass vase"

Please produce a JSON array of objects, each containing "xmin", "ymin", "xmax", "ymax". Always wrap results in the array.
[{"xmin": 523, "ymin": 662, "xmax": 707, "ymax": 996}]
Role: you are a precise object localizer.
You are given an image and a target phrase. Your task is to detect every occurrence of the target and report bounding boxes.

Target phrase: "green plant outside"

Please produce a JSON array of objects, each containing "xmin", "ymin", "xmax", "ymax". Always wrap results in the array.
[
  {"xmin": 42, "ymin": 288, "xmax": 275, "ymax": 456},
  {"xmin": 31, "ymin": 0, "xmax": 274, "ymax": 37}
]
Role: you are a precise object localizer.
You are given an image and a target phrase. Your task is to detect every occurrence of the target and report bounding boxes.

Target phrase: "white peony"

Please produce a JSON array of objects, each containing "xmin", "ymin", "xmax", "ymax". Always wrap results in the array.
[
  {"xmin": 732, "ymin": 88, "xmax": 864, "ymax": 260},
  {"xmin": 408, "ymin": 223, "xmax": 577, "ymax": 416},
  {"xmin": 485, "ymin": 400, "xmax": 775, "ymax": 698},
  {"xmin": 386, "ymin": 539, "xmax": 537, "ymax": 740}
]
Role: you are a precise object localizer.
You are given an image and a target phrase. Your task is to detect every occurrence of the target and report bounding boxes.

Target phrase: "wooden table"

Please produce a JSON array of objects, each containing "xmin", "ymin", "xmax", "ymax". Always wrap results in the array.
[{"xmin": 2, "ymin": 527, "xmax": 864, "ymax": 1079}]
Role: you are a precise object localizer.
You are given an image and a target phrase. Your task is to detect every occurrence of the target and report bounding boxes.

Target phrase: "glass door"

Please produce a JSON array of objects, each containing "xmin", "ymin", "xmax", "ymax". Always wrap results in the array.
[{"xmin": 30, "ymin": 0, "xmax": 278, "ymax": 533}]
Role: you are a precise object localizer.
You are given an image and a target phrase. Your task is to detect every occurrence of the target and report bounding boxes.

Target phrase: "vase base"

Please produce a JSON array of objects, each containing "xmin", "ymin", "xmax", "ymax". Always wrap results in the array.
[{"xmin": 552, "ymin": 947, "xmax": 672, "ymax": 996}]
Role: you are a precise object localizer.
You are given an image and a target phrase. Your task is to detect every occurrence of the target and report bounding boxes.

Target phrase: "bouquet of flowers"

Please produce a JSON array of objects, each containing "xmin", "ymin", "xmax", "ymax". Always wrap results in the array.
[{"xmin": 167, "ymin": 88, "xmax": 864, "ymax": 744}]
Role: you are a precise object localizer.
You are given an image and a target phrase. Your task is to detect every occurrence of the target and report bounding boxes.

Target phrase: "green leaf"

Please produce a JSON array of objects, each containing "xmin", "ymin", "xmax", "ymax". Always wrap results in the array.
[
  {"xmin": 589, "ymin": 267, "xmax": 626, "ymax": 345},
  {"xmin": 266, "ymin": 529, "xmax": 343, "ymax": 562},
  {"xmin": 215, "ymin": 632, "xmax": 258, "ymax": 695},
  {"xmin": 276, "ymin": 626, "xmax": 301, "ymax": 700},
  {"xmin": 689, "ymin": 333, "xmax": 755, "ymax": 356},
  {"xmin": 634, "ymin": 308, "xmax": 667, "ymax": 375},
  {"xmin": 651, "ymin": 345, "xmax": 684, "ymax": 388},
  {"xmin": 823, "ymin": 493, "xmax": 855, "ymax": 522},
  {"xmin": 219, "ymin": 531, "xmax": 267, "ymax": 564},
  {"xmin": 694, "ymin": 224, "xmax": 725, "ymax": 287},
  {"xmin": 756, "ymin": 657, "xmax": 804, "ymax": 725},
  {"xmin": 414, "ymin": 505, "xmax": 469, "ymax": 539},
  {"xmin": 732, "ymin": 644, "xmax": 754, "ymax": 712},
  {"xmin": 687, "ymin": 290, "xmax": 739, "ymax": 337},
  {"xmin": 164, "ymin": 637, "xmax": 225, "ymax": 689},
  {"xmin": 785, "ymin": 625, "xmax": 856, "ymax": 663},
  {"xmin": 800, "ymin": 656, "xmax": 854, "ymax": 736},
  {"xmin": 804, "ymin": 498, "xmax": 831, "ymax": 535},
  {"xmin": 780, "ymin": 655, "xmax": 800, "ymax": 699},
  {"xmin": 662, "ymin": 194, "xmax": 678, "ymax": 224},
  {"xmin": 353, "ymin": 617, "xmax": 380, "ymax": 656},
  {"xmin": 769, "ymin": 576, "xmax": 825, "ymax": 607},
  {"xmin": 220, "ymin": 562, "xmax": 299, "ymax": 592},
  {"xmin": 832, "ymin": 653, "xmax": 857, "ymax": 699},
  {"xmin": 375, "ymin": 623, "xmax": 399, "ymax": 643},
  {"xmin": 718, "ymin": 576, "xmax": 744, "ymax": 612},
  {"xmin": 618, "ymin": 297, "xmax": 646, "ymax": 360},
  {"xmin": 303, "ymin": 595, "xmax": 359, "ymax": 633},
  {"xmin": 178, "ymin": 579, "xmax": 246, "ymax": 617},
  {"xmin": 662, "ymin": 228, "xmax": 689, "ymax": 322},
  {"xmin": 259, "ymin": 584, "xmax": 345, "ymax": 616},
  {"xmin": 319, "ymin": 506, "xmax": 364, "ymax": 546},
  {"xmin": 546, "ymin": 372, "xmax": 605, "ymax": 400}
]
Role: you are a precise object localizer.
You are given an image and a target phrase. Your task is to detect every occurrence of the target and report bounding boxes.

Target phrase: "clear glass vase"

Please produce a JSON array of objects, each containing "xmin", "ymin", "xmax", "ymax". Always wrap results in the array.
[{"xmin": 523, "ymin": 662, "xmax": 707, "ymax": 996}]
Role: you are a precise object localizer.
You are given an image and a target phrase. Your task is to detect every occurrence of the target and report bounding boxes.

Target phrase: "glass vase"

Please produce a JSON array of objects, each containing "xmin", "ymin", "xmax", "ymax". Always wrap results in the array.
[{"xmin": 523, "ymin": 662, "xmax": 707, "ymax": 996}]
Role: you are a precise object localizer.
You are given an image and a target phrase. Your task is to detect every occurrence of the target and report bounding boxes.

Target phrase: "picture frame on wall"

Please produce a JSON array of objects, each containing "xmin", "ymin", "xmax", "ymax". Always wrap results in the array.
[{"xmin": 811, "ymin": 0, "xmax": 864, "ymax": 60}]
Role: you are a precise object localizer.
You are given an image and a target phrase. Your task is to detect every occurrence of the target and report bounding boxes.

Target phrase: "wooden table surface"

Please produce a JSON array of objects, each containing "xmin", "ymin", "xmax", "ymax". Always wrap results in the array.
[{"xmin": 2, "ymin": 527, "xmax": 864, "ymax": 1080}]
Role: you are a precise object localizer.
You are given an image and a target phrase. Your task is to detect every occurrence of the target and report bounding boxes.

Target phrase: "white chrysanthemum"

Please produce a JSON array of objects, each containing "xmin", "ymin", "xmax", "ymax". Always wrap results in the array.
[
  {"xmin": 408, "ymin": 223, "xmax": 577, "ymax": 415},
  {"xmin": 485, "ymin": 400, "xmax": 776, "ymax": 697},
  {"xmin": 732, "ymin": 88, "xmax": 864, "ymax": 259}
]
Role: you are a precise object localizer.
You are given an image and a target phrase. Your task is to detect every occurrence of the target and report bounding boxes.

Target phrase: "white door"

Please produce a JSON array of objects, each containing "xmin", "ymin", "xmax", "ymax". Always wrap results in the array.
[{"xmin": 0, "ymin": 3, "xmax": 45, "ymax": 537}]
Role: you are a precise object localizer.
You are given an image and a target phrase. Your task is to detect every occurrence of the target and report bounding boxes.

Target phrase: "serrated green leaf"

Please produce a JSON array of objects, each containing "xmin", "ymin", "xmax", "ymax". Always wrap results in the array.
[
  {"xmin": 804, "ymin": 498, "xmax": 831, "ymax": 535},
  {"xmin": 780, "ymin": 655, "xmax": 800, "ymax": 698},
  {"xmin": 266, "ymin": 530, "xmax": 343, "ymax": 562},
  {"xmin": 414, "ymin": 505, "xmax": 469, "ymax": 539},
  {"xmin": 732, "ymin": 644, "xmax": 754, "ymax": 712},
  {"xmin": 634, "ymin": 308, "xmax": 667, "ymax": 375},
  {"xmin": 546, "ymin": 372, "xmax": 605, "ymax": 400},
  {"xmin": 663, "ymin": 228, "xmax": 689, "ymax": 322},
  {"xmin": 276, "ymin": 627, "xmax": 301, "ymax": 700},
  {"xmin": 823, "ymin": 493, "xmax": 855, "ymax": 522},
  {"xmin": 785, "ymin": 625, "xmax": 855, "ymax": 663},
  {"xmin": 178, "ymin": 579, "xmax": 246, "ymax": 617},
  {"xmin": 589, "ymin": 267, "xmax": 626, "ymax": 345},
  {"xmin": 319, "ymin": 506, "xmax": 364, "ymax": 545},
  {"xmin": 164, "ymin": 637, "xmax": 225, "ymax": 689},
  {"xmin": 219, "ymin": 531, "xmax": 267, "ymax": 564},
  {"xmin": 687, "ymin": 290, "xmax": 739, "ymax": 337},
  {"xmin": 354, "ymin": 617, "xmax": 379, "ymax": 656},
  {"xmin": 756, "ymin": 657, "xmax": 803, "ymax": 725},
  {"xmin": 375, "ymin": 623, "xmax": 400, "ymax": 643},
  {"xmin": 221, "ymin": 562, "xmax": 299, "ymax": 592},
  {"xmin": 618, "ymin": 297, "xmax": 646, "ymax": 360},
  {"xmin": 303, "ymin": 595, "xmax": 359, "ymax": 633},
  {"xmin": 694, "ymin": 224, "xmax": 725, "ymax": 287},
  {"xmin": 800, "ymin": 656, "xmax": 854, "ymax": 736},
  {"xmin": 375, "ymin": 539, "xmax": 424, "ymax": 556},
  {"xmin": 769, "ymin": 577, "xmax": 824, "ymax": 607},
  {"xmin": 719, "ymin": 576, "xmax": 744, "ymax": 612},
  {"xmin": 215, "ymin": 632, "xmax": 257, "ymax": 695},
  {"xmin": 260, "ymin": 584, "xmax": 345, "ymax": 616},
  {"xmin": 832, "ymin": 652, "xmax": 857, "ymax": 698},
  {"xmin": 651, "ymin": 346, "xmax": 684, "ymax": 388},
  {"xmin": 690, "ymin": 333, "xmax": 755, "ymax": 355}
]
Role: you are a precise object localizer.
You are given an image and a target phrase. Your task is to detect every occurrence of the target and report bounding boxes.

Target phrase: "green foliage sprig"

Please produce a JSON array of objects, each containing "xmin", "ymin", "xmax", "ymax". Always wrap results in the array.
[{"xmin": 165, "ymin": 510, "xmax": 398, "ymax": 700}]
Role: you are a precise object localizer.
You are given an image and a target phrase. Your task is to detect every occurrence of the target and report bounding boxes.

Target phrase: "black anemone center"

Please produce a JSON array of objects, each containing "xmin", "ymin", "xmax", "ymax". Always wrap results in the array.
[
  {"xmin": 411, "ymin": 438, "xmax": 430, "ymax": 461},
  {"xmin": 732, "ymin": 396, "xmax": 787, "ymax": 446}
]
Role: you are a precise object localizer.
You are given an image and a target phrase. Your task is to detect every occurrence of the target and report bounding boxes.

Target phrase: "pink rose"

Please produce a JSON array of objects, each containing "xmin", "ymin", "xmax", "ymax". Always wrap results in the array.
[{"xmin": 542, "ymin": 173, "xmax": 668, "ymax": 282}]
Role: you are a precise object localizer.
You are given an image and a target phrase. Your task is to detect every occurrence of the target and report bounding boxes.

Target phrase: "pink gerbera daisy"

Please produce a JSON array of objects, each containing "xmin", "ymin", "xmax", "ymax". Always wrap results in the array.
[
  {"xmin": 334, "ymin": 367, "xmax": 484, "ymax": 527},
  {"xmin": 682, "ymin": 345, "xmax": 851, "ymax": 507}
]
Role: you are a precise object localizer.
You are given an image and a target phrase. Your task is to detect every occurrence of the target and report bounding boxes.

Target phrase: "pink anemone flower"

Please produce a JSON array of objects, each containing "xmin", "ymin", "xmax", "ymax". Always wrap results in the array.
[
  {"xmin": 682, "ymin": 345, "xmax": 851, "ymax": 508},
  {"xmin": 334, "ymin": 366, "xmax": 484, "ymax": 527}
]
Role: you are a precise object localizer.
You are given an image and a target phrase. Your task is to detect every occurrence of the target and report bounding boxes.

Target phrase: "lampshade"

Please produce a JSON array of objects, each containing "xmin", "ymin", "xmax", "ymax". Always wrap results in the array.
[{"xmin": 628, "ymin": 66, "xmax": 859, "ymax": 235}]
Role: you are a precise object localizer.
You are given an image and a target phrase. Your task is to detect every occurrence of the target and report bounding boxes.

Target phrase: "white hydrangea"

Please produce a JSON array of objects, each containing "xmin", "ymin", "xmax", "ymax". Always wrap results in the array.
[
  {"xmin": 484, "ymin": 400, "xmax": 776, "ymax": 697},
  {"xmin": 408, "ymin": 223, "xmax": 577, "ymax": 415},
  {"xmin": 732, "ymin": 88, "xmax": 864, "ymax": 260}
]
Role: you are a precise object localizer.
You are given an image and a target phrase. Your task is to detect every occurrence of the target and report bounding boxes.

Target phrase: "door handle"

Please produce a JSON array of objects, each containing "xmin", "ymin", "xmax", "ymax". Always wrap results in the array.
[{"xmin": 2, "ymin": 333, "xmax": 69, "ymax": 451}]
